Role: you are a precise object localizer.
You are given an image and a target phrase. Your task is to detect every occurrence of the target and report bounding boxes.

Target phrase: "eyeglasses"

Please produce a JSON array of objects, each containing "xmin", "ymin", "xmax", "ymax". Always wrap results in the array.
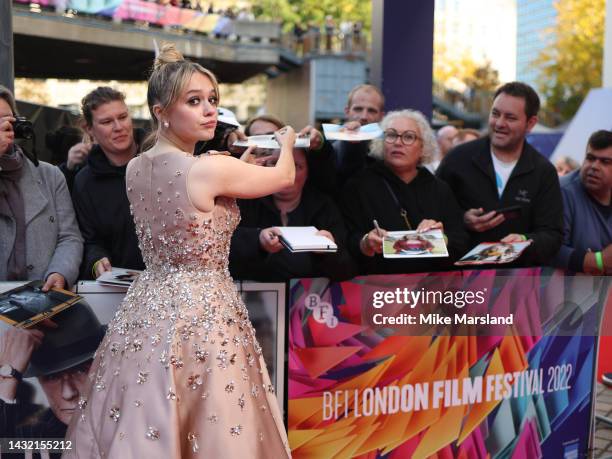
[{"xmin": 383, "ymin": 130, "xmax": 421, "ymax": 146}]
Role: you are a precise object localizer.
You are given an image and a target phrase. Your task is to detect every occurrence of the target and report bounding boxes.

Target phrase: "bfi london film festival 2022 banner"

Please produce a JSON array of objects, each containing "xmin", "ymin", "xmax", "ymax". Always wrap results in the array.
[{"xmin": 287, "ymin": 268, "xmax": 611, "ymax": 458}]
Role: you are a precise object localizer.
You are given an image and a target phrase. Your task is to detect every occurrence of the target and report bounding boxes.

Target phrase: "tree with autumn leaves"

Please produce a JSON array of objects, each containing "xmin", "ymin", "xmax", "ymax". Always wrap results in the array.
[
  {"xmin": 254, "ymin": 0, "xmax": 371, "ymax": 34},
  {"xmin": 535, "ymin": 0, "xmax": 605, "ymax": 125}
]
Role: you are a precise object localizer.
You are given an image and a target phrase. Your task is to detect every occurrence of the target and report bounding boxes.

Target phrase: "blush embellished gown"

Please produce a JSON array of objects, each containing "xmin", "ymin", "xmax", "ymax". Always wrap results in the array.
[{"xmin": 63, "ymin": 151, "xmax": 291, "ymax": 458}]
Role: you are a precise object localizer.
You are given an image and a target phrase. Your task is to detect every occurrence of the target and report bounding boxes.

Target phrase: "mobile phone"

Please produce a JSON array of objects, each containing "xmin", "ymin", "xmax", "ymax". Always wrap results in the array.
[{"xmin": 494, "ymin": 205, "xmax": 522, "ymax": 220}]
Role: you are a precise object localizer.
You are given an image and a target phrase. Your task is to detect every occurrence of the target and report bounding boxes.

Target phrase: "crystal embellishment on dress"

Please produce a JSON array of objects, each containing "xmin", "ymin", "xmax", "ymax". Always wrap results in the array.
[
  {"xmin": 188, "ymin": 432, "xmax": 199, "ymax": 453},
  {"xmin": 132, "ymin": 339, "xmax": 143, "ymax": 352},
  {"xmin": 225, "ymin": 381, "xmax": 235, "ymax": 394},
  {"xmin": 217, "ymin": 349, "xmax": 228, "ymax": 369},
  {"xmin": 194, "ymin": 345, "xmax": 209, "ymax": 363},
  {"xmin": 187, "ymin": 374, "xmax": 203, "ymax": 390},
  {"xmin": 146, "ymin": 427, "xmax": 160, "ymax": 440},
  {"xmin": 230, "ymin": 425, "xmax": 243, "ymax": 437},
  {"xmin": 94, "ymin": 378, "xmax": 105, "ymax": 392},
  {"xmin": 137, "ymin": 371, "xmax": 148, "ymax": 384},
  {"xmin": 109, "ymin": 407, "xmax": 121, "ymax": 422}
]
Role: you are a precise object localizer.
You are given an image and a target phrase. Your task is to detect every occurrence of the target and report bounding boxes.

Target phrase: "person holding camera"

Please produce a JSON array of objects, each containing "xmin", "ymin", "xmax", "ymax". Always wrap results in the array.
[{"xmin": 0, "ymin": 85, "xmax": 82, "ymax": 290}]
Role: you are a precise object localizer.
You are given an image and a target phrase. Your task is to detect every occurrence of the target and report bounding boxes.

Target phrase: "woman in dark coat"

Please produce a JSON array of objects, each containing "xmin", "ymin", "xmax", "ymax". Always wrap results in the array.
[{"xmin": 342, "ymin": 109, "xmax": 469, "ymax": 275}]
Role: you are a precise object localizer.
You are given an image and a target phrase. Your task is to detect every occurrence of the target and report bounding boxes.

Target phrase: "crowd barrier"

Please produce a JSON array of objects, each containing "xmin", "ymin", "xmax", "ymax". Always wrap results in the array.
[
  {"xmin": 1, "ymin": 268, "xmax": 610, "ymax": 458},
  {"xmin": 287, "ymin": 268, "xmax": 611, "ymax": 458}
]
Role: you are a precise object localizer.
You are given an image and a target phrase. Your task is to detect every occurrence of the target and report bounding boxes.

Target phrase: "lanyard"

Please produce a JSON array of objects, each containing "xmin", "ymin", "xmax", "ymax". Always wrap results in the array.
[{"xmin": 380, "ymin": 178, "xmax": 412, "ymax": 231}]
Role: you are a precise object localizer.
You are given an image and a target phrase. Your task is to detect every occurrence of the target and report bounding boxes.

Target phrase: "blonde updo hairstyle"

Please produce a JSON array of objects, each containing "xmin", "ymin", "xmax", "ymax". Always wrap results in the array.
[
  {"xmin": 369, "ymin": 109, "xmax": 439, "ymax": 165},
  {"xmin": 147, "ymin": 43, "xmax": 220, "ymax": 133}
]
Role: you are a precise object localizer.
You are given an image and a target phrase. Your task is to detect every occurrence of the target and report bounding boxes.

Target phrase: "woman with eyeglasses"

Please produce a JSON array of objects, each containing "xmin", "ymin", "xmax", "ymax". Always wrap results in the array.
[{"xmin": 342, "ymin": 109, "xmax": 469, "ymax": 274}]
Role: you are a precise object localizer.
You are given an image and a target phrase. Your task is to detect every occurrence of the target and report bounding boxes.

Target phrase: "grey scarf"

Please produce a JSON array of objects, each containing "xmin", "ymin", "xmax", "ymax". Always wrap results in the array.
[{"xmin": 0, "ymin": 146, "xmax": 26, "ymax": 280}]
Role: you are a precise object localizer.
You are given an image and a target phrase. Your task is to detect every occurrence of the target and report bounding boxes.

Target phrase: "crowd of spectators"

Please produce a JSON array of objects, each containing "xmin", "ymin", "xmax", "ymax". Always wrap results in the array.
[
  {"xmin": 2, "ymin": 79, "xmax": 610, "ymax": 288},
  {"xmin": 17, "ymin": 1, "xmax": 366, "ymax": 54},
  {"xmin": 292, "ymin": 17, "xmax": 365, "ymax": 55},
  {"xmin": 17, "ymin": 0, "xmax": 259, "ymax": 39}
]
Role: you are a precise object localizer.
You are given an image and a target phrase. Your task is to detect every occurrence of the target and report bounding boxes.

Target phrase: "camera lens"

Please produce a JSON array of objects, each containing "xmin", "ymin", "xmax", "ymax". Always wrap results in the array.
[{"xmin": 12, "ymin": 116, "xmax": 34, "ymax": 140}]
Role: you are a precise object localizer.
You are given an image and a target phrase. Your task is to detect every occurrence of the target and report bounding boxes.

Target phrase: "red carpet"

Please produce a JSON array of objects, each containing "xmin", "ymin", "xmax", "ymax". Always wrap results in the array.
[{"xmin": 597, "ymin": 292, "xmax": 612, "ymax": 382}]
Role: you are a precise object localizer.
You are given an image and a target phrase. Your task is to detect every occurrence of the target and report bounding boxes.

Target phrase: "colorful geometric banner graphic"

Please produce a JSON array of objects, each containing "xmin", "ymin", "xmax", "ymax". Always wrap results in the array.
[{"xmin": 288, "ymin": 269, "xmax": 609, "ymax": 458}]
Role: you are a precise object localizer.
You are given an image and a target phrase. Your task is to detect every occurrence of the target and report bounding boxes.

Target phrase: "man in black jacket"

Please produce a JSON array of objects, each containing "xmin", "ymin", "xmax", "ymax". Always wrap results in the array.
[
  {"xmin": 436, "ymin": 82, "xmax": 562, "ymax": 266},
  {"xmin": 72, "ymin": 87, "xmax": 145, "ymax": 279}
]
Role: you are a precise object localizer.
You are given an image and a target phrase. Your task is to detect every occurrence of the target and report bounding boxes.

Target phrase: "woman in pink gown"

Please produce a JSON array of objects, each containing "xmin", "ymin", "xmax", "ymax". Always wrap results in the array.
[{"xmin": 63, "ymin": 43, "xmax": 295, "ymax": 458}]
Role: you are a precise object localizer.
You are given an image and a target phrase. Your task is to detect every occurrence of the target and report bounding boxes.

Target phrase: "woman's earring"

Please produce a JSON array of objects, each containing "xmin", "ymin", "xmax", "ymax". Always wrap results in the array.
[{"xmin": 163, "ymin": 121, "xmax": 170, "ymax": 128}]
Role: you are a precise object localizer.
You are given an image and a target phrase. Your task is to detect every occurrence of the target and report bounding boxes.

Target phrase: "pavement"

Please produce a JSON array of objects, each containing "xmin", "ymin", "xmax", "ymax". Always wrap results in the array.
[{"xmin": 593, "ymin": 382, "xmax": 612, "ymax": 458}]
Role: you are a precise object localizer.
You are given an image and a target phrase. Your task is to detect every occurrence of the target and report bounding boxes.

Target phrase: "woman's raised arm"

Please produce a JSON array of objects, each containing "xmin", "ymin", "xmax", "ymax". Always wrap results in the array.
[{"xmin": 187, "ymin": 127, "xmax": 296, "ymax": 212}]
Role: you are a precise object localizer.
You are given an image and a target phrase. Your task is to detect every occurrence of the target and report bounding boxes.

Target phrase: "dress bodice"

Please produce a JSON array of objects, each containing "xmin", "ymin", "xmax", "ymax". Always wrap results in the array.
[{"xmin": 126, "ymin": 151, "xmax": 240, "ymax": 273}]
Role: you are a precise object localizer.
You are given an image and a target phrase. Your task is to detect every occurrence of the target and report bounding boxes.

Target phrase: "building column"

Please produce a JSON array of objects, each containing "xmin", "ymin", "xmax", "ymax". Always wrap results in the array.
[
  {"xmin": 0, "ymin": 2, "xmax": 15, "ymax": 92},
  {"xmin": 371, "ymin": 0, "xmax": 435, "ymax": 118},
  {"xmin": 603, "ymin": 0, "xmax": 612, "ymax": 87}
]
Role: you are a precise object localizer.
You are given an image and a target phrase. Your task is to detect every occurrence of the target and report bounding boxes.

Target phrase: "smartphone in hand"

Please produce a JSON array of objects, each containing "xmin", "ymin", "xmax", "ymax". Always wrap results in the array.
[{"xmin": 494, "ymin": 205, "xmax": 522, "ymax": 220}]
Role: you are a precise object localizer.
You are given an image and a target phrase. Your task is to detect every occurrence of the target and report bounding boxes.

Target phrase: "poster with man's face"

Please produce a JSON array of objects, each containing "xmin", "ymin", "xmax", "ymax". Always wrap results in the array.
[{"xmin": 0, "ymin": 281, "xmax": 285, "ymax": 445}]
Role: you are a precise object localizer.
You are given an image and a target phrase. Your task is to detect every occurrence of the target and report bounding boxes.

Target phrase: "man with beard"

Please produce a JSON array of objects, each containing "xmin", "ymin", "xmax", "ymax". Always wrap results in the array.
[{"xmin": 436, "ymin": 82, "xmax": 562, "ymax": 266}]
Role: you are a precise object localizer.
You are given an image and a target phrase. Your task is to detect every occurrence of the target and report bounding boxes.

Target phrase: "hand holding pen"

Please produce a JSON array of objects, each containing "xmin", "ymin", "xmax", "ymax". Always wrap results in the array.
[
  {"xmin": 259, "ymin": 227, "xmax": 284, "ymax": 254},
  {"xmin": 360, "ymin": 219, "xmax": 388, "ymax": 257}
]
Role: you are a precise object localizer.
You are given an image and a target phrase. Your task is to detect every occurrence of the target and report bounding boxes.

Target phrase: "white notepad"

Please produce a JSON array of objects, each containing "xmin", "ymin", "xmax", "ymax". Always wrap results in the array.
[{"xmin": 276, "ymin": 226, "xmax": 338, "ymax": 253}]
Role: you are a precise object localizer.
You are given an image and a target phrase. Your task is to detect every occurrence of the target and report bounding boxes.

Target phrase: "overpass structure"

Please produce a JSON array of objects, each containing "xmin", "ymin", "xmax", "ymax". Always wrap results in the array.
[
  {"xmin": 12, "ymin": 5, "xmax": 301, "ymax": 83},
  {"xmin": 7, "ymin": 2, "xmax": 485, "ymax": 129}
]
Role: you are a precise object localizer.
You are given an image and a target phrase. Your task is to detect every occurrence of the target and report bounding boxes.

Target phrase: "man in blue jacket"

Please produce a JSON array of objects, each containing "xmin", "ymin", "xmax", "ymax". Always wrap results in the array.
[
  {"xmin": 437, "ymin": 82, "xmax": 563, "ymax": 266},
  {"xmin": 553, "ymin": 130, "xmax": 612, "ymax": 274}
]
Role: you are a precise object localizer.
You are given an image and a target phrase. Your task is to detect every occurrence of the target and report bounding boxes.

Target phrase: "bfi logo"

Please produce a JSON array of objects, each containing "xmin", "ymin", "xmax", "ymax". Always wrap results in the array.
[{"xmin": 305, "ymin": 293, "xmax": 338, "ymax": 328}]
